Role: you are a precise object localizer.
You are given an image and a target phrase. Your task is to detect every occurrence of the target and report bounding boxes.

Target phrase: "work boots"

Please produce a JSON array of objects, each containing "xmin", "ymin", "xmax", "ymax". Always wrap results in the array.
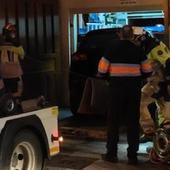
[
  {"xmin": 127, "ymin": 152, "xmax": 138, "ymax": 165},
  {"xmin": 101, "ymin": 152, "xmax": 118, "ymax": 163}
]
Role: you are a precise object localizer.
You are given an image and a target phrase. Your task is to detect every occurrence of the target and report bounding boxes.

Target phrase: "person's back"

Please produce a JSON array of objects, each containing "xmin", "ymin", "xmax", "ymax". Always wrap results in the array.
[
  {"xmin": 98, "ymin": 25, "xmax": 152, "ymax": 165},
  {"xmin": 0, "ymin": 23, "xmax": 24, "ymax": 79},
  {"xmin": 98, "ymin": 25, "xmax": 151, "ymax": 82},
  {"xmin": 0, "ymin": 23, "xmax": 24, "ymax": 113},
  {"xmin": 105, "ymin": 40, "xmax": 144, "ymax": 80}
]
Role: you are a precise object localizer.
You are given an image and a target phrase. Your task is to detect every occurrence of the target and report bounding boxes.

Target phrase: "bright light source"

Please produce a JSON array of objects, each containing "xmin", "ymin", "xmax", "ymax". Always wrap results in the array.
[
  {"xmin": 156, "ymin": 24, "xmax": 163, "ymax": 27},
  {"xmin": 59, "ymin": 136, "xmax": 64, "ymax": 142}
]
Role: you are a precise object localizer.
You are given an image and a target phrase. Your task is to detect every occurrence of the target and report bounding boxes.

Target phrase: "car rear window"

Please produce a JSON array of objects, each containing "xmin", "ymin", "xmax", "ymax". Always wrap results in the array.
[{"xmin": 78, "ymin": 28, "xmax": 120, "ymax": 51}]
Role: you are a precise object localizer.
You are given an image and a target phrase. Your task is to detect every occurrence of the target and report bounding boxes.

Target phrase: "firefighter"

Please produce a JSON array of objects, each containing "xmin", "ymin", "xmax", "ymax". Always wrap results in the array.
[
  {"xmin": 98, "ymin": 25, "xmax": 152, "ymax": 164},
  {"xmin": 0, "ymin": 23, "xmax": 24, "ymax": 105},
  {"xmin": 139, "ymin": 33, "xmax": 170, "ymax": 142}
]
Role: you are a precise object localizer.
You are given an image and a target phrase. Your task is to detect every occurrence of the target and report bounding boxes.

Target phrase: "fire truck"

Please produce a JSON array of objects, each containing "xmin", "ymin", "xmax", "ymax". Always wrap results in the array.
[{"xmin": 0, "ymin": 99, "xmax": 60, "ymax": 170}]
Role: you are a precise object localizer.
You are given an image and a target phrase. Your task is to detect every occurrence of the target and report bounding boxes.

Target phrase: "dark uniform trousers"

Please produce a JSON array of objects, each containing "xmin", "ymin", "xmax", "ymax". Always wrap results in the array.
[{"xmin": 106, "ymin": 78, "xmax": 141, "ymax": 158}]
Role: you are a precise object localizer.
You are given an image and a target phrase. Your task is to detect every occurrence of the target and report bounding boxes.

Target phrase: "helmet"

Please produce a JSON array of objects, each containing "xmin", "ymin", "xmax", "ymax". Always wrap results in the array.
[
  {"xmin": 2, "ymin": 23, "xmax": 16, "ymax": 35},
  {"xmin": 2, "ymin": 23, "xmax": 17, "ymax": 42},
  {"xmin": 132, "ymin": 26, "xmax": 145, "ymax": 35}
]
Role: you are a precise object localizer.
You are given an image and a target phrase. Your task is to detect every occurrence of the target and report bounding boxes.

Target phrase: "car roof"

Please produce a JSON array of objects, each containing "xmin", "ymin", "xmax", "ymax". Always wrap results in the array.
[
  {"xmin": 77, "ymin": 28, "xmax": 120, "ymax": 51},
  {"xmin": 85, "ymin": 28, "xmax": 120, "ymax": 37}
]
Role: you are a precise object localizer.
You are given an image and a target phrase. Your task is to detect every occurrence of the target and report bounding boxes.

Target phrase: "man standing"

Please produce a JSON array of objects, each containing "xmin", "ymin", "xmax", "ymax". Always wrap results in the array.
[{"xmin": 97, "ymin": 25, "xmax": 152, "ymax": 164}]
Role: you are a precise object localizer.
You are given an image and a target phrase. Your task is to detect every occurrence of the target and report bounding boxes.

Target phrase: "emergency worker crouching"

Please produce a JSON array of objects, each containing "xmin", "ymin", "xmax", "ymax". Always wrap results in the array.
[
  {"xmin": 0, "ymin": 23, "xmax": 24, "ymax": 107},
  {"xmin": 138, "ymin": 33, "xmax": 170, "ymax": 142}
]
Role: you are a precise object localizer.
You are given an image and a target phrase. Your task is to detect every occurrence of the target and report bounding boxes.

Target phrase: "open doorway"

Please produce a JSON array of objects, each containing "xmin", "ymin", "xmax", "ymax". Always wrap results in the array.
[
  {"xmin": 69, "ymin": 9, "xmax": 166, "ymax": 116},
  {"xmin": 71, "ymin": 10, "xmax": 165, "ymax": 53}
]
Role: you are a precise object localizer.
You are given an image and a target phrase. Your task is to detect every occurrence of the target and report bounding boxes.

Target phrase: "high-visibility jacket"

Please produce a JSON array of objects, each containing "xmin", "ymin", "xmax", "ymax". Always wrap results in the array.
[
  {"xmin": 0, "ymin": 44, "xmax": 24, "ymax": 78},
  {"xmin": 98, "ymin": 40, "xmax": 152, "ymax": 78},
  {"xmin": 140, "ymin": 40, "xmax": 170, "ymax": 133},
  {"xmin": 147, "ymin": 41, "xmax": 170, "ymax": 67}
]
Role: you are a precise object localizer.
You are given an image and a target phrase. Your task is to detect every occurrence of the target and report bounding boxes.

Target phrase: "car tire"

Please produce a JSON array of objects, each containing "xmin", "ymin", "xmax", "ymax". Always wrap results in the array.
[
  {"xmin": 0, "ymin": 129, "xmax": 43, "ymax": 170},
  {"xmin": 0, "ymin": 94, "xmax": 17, "ymax": 115}
]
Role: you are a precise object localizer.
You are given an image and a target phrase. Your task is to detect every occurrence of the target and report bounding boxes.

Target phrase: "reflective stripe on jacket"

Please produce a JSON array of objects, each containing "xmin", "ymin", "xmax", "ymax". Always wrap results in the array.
[
  {"xmin": 0, "ymin": 45, "xmax": 24, "ymax": 78},
  {"xmin": 98, "ymin": 57, "xmax": 152, "ymax": 77}
]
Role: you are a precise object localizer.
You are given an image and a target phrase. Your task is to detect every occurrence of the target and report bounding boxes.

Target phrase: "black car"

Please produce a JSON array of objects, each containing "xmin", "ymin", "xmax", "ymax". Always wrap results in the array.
[{"xmin": 69, "ymin": 28, "xmax": 120, "ymax": 116}]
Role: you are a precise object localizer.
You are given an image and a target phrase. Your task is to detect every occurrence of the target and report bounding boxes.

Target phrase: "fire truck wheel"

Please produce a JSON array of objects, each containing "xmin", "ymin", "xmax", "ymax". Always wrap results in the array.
[{"xmin": 1, "ymin": 130, "xmax": 43, "ymax": 170}]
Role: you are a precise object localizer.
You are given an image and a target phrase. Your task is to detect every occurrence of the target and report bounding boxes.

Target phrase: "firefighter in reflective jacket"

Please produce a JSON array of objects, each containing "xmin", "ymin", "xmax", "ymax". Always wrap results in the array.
[
  {"xmin": 139, "ymin": 35, "xmax": 170, "ymax": 140},
  {"xmin": 0, "ymin": 23, "xmax": 24, "ymax": 99},
  {"xmin": 97, "ymin": 25, "xmax": 152, "ymax": 164}
]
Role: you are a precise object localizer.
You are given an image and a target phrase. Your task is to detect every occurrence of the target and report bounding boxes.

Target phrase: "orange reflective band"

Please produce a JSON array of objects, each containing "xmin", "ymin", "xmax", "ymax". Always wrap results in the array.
[
  {"xmin": 109, "ymin": 65, "xmax": 140, "ymax": 75},
  {"xmin": 141, "ymin": 62, "xmax": 152, "ymax": 73},
  {"xmin": 98, "ymin": 57, "xmax": 110, "ymax": 73}
]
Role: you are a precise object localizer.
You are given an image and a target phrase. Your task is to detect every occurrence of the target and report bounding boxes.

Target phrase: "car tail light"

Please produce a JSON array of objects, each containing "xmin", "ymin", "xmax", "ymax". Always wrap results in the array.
[{"xmin": 72, "ymin": 53, "xmax": 87, "ymax": 61}]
